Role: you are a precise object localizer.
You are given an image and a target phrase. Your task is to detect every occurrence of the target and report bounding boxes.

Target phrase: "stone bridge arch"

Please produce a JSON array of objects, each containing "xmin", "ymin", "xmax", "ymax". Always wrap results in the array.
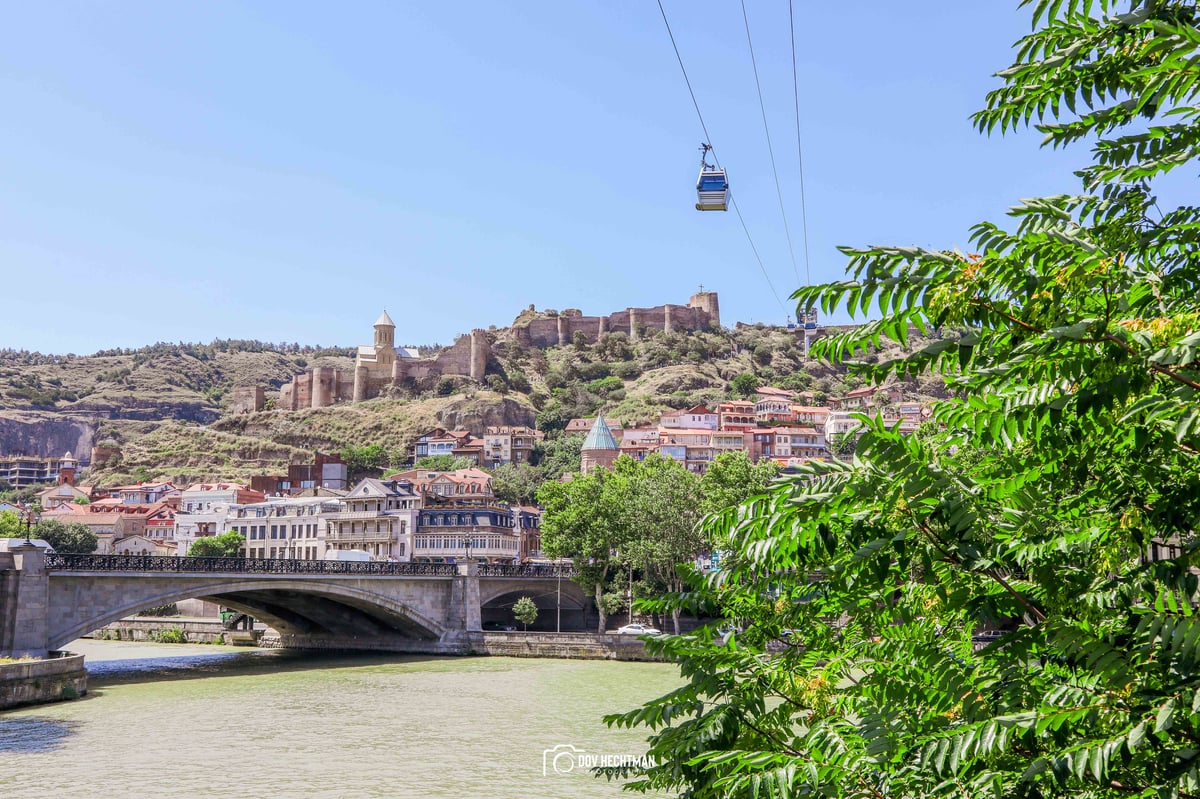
[
  {"xmin": 479, "ymin": 579, "xmax": 590, "ymax": 632},
  {"xmin": 48, "ymin": 576, "xmax": 450, "ymax": 651}
]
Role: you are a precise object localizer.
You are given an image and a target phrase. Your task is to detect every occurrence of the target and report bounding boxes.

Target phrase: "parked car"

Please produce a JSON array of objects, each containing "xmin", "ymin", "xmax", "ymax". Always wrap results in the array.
[
  {"xmin": 482, "ymin": 621, "xmax": 517, "ymax": 631},
  {"xmin": 615, "ymin": 623, "xmax": 661, "ymax": 636}
]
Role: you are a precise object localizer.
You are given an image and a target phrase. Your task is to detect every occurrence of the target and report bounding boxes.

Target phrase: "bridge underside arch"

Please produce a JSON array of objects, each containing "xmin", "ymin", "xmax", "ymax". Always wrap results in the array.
[
  {"xmin": 49, "ymin": 579, "xmax": 447, "ymax": 651},
  {"xmin": 480, "ymin": 586, "xmax": 591, "ymax": 632}
]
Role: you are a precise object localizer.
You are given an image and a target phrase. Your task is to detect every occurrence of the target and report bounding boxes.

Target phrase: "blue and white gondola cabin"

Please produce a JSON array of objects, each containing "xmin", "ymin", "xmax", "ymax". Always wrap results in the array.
[{"xmin": 695, "ymin": 166, "xmax": 729, "ymax": 211}]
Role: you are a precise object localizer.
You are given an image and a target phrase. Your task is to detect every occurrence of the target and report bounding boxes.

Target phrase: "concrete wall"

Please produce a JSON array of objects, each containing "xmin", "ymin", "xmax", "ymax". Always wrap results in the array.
[
  {"xmin": 471, "ymin": 632, "xmax": 661, "ymax": 661},
  {"xmin": 93, "ymin": 618, "xmax": 231, "ymax": 644},
  {"xmin": 0, "ymin": 652, "xmax": 87, "ymax": 710}
]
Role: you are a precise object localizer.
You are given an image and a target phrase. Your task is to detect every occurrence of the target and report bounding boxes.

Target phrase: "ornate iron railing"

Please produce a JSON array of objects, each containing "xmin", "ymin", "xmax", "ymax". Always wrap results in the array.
[
  {"xmin": 44, "ymin": 554, "xmax": 458, "ymax": 577},
  {"xmin": 477, "ymin": 563, "xmax": 579, "ymax": 578}
]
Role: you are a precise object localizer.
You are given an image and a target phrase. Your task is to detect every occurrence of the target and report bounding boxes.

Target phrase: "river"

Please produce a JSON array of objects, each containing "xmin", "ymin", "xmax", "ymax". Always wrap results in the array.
[{"xmin": 0, "ymin": 640, "xmax": 681, "ymax": 799}]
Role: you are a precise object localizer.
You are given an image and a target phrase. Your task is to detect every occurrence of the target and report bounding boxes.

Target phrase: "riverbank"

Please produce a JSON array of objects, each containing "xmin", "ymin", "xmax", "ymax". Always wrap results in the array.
[
  {"xmin": 94, "ymin": 618, "xmax": 666, "ymax": 660},
  {"xmin": 92, "ymin": 617, "xmax": 260, "ymax": 646},
  {"xmin": 0, "ymin": 651, "xmax": 87, "ymax": 710}
]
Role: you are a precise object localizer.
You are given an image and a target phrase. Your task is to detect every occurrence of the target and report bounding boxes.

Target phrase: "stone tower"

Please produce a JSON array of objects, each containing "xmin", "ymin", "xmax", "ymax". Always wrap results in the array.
[
  {"xmin": 59, "ymin": 451, "xmax": 78, "ymax": 487},
  {"xmin": 469, "ymin": 329, "xmax": 489, "ymax": 381},
  {"xmin": 374, "ymin": 310, "xmax": 396, "ymax": 349},
  {"xmin": 580, "ymin": 416, "xmax": 619, "ymax": 476},
  {"xmin": 688, "ymin": 290, "xmax": 721, "ymax": 329}
]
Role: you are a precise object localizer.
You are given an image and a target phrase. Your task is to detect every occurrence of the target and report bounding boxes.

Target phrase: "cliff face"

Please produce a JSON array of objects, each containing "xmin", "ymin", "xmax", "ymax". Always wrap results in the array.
[
  {"xmin": 0, "ymin": 414, "xmax": 95, "ymax": 459},
  {"xmin": 436, "ymin": 397, "xmax": 537, "ymax": 433}
]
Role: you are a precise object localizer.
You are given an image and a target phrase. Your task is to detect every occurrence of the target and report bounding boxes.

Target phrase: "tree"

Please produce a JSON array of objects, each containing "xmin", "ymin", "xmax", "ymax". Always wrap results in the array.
[
  {"xmin": 698, "ymin": 451, "xmax": 780, "ymax": 520},
  {"xmin": 12, "ymin": 518, "xmax": 98, "ymax": 553},
  {"xmin": 829, "ymin": 428, "xmax": 859, "ymax": 457},
  {"xmin": 538, "ymin": 465, "xmax": 630, "ymax": 633},
  {"xmin": 187, "ymin": 531, "xmax": 245, "ymax": 557},
  {"xmin": 512, "ymin": 596, "xmax": 538, "ymax": 631},
  {"xmin": 0, "ymin": 510, "xmax": 23, "ymax": 538},
  {"xmin": 617, "ymin": 454, "xmax": 704, "ymax": 634},
  {"xmin": 488, "ymin": 463, "xmax": 541, "ymax": 505},
  {"xmin": 610, "ymin": 4, "xmax": 1200, "ymax": 797},
  {"xmin": 532, "ymin": 434, "xmax": 584, "ymax": 482},
  {"xmin": 339, "ymin": 444, "xmax": 389, "ymax": 480},
  {"xmin": 729, "ymin": 372, "xmax": 760, "ymax": 398},
  {"xmin": 413, "ymin": 454, "xmax": 473, "ymax": 472},
  {"xmin": 541, "ymin": 454, "xmax": 708, "ymax": 635}
]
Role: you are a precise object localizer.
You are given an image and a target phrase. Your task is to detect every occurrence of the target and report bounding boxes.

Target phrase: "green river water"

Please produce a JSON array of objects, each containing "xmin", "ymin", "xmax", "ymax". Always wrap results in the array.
[{"xmin": 0, "ymin": 640, "xmax": 681, "ymax": 799}]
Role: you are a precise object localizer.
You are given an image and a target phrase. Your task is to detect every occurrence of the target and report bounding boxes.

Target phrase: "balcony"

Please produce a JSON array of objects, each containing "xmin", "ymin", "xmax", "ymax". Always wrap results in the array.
[
  {"xmin": 328, "ymin": 510, "xmax": 398, "ymax": 520},
  {"xmin": 326, "ymin": 530, "xmax": 397, "ymax": 543}
]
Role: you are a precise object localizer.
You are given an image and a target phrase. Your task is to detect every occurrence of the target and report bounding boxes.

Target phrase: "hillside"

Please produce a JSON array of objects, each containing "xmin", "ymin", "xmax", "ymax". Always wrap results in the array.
[{"xmin": 0, "ymin": 319, "xmax": 950, "ymax": 489}]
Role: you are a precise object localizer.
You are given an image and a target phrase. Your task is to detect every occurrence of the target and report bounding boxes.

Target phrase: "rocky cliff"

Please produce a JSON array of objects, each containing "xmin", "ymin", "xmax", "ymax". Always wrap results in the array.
[{"xmin": 0, "ymin": 413, "xmax": 95, "ymax": 460}]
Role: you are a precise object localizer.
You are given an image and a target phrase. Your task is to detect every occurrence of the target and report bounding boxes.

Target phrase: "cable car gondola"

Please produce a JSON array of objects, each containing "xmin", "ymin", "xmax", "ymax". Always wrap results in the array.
[{"xmin": 695, "ymin": 143, "xmax": 728, "ymax": 211}]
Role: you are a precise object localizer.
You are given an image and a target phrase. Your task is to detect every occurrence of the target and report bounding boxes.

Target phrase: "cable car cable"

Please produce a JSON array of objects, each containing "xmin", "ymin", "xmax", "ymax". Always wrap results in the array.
[
  {"xmin": 656, "ymin": 0, "xmax": 716, "ymax": 162},
  {"xmin": 789, "ymin": 0, "xmax": 814, "ymax": 289},
  {"xmin": 740, "ymin": 0, "xmax": 802, "ymax": 288},
  {"xmin": 655, "ymin": 0, "xmax": 790, "ymax": 318},
  {"xmin": 731, "ymin": 197, "xmax": 788, "ymax": 315}
]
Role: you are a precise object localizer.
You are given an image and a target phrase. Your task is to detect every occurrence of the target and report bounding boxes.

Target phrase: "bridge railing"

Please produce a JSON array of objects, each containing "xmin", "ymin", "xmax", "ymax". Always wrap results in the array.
[
  {"xmin": 45, "ymin": 554, "xmax": 459, "ymax": 577},
  {"xmin": 477, "ymin": 563, "xmax": 579, "ymax": 578}
]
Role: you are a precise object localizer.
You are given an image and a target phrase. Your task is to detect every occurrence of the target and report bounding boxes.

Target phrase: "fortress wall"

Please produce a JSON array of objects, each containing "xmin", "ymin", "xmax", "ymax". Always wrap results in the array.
[
  {"xmin": 334, "ymin": 372, "xmax": 355, "ymax": 402},
  {"xmin": 433, "ymin": 334, "xmax": 476, "ymax": 376},
  {"xmin": 524, "ymin": 319, "xmax": 560, "ymax": 348},
  {"xmin": 394, "ymin": 360, "xmax": 437, "ymax": 381},
  {"xmin": 607, "ymin": 310, "xmax": 630, "ymax": 333},
  {"xmin": 231, "ymin": 386, "xmax": 265, "ymax": 415},
  {"xmin": 565, "ymin": 316, "xmax": 604, "ymax": 341},
  {"xmin": 291, "ymin": 374, "xmax": 313, "ymax": 409},
  {"xmin": 668, "ymin": 304, "xmax": 709, "ymax": 331}
]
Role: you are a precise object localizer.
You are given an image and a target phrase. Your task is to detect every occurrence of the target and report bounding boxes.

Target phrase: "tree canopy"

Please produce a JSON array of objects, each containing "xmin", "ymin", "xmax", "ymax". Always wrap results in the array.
[
  {"xmin": 3, "ymin": 518, "xmax": 100, "ymax": 554},
  {"xmin": 187, "ymin": 531, "xmax": 245, "ymax": 557},
  {"xmin": 412, "ymin": 454, "xmax": 474, "ymax": 472},
  {"xmin": 610, "ymin": 3, "xmax": 1200, "ymax": 797}
]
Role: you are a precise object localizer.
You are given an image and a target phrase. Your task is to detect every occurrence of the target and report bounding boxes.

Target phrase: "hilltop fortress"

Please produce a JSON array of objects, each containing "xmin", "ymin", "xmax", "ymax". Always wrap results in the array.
[
  {"xmin": 245, "ymin": 291, "xmax": 719, "ymax": 412},
  {"xmin": 511, "ymin": 290, "xmax": 719, "ymax": 349}
]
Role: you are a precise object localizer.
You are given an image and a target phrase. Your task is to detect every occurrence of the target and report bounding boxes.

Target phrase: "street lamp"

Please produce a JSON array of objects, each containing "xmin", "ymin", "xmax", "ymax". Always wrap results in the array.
[
  {"xmin": 556, "ymin": 558, "xmax": 562, "ymax": 633},
  {"xmin": 22, "ymin": 504, "xmax": 40, "ymax": 544},
  {"xmin": 628, "ymin": 561, "xmax": 634, "ymax": 625}
]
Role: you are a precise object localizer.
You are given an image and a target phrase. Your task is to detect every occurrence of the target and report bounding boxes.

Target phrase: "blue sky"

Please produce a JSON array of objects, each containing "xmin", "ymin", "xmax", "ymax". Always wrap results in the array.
[{"xmin": 1, "ymin": 2, "xmax": 1091, "ymax": 355}]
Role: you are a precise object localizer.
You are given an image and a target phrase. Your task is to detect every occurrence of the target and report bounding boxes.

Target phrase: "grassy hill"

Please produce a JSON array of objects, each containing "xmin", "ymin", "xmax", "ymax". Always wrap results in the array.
[{"xmin": 0, "ymin": 323, "xmax": 950, "ymax": 490}]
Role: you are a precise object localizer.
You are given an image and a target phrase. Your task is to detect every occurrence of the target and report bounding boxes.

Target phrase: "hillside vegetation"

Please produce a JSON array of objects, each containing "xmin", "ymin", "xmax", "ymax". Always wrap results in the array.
[{"xmin": 1, "ymin": 322, "xmax": 950, "ymax": 488}]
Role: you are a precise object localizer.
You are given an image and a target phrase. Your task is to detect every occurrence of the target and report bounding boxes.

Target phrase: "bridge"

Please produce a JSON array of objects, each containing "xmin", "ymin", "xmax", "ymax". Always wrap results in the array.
[{"xmin": 0, "ymin": 545, "xmax": 588, "ymax": 658}]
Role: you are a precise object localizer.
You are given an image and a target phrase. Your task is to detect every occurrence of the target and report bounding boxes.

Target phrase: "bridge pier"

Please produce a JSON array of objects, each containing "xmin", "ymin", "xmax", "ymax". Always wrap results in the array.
[
  {"xmin": 0, "ymin": 544, "xmax": 49, "ymax": 658},
  {"xmin": 457, "ymin": 562, "xmax": 482, "ymax": 633}
]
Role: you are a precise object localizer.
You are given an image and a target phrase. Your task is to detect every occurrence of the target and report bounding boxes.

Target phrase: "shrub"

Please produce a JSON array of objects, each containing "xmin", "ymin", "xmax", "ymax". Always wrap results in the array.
[{"xmin": 152, "ymin": 627, "xmax": 188, "ymax": 644}]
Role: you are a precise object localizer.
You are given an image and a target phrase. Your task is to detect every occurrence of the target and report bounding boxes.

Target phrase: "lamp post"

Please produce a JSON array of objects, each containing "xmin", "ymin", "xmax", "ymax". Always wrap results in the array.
[
  {"xmin": 463, "ymin": 527, "xmax": 475, "ymax": 564},
  {"xmin": 556, "ymin": 558, "xmax": 562, "ymax": 633},
  {"xmin": 22, "ymin": 504, "xmax": 40, "ymax": 544},
  {"xmin": 628, "ymin": 561, "xmax": 634, "ymax": 625}
]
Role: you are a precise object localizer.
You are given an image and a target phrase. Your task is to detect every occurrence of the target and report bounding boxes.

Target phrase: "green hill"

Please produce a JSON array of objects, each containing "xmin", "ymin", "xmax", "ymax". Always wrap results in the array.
[{"xmin": 0, "ymin": 323, "xmax": 949, "ymax": 490}]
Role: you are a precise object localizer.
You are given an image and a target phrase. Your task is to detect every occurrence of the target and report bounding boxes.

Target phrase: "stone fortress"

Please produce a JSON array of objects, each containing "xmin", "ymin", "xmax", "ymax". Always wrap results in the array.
[
  {"xmin": 512, "ymin": 290, "xmax": 719, "ymax": 349},
  {"xmin": 237, "ymin": 291, "xmax": 720, "ymax": 413}
]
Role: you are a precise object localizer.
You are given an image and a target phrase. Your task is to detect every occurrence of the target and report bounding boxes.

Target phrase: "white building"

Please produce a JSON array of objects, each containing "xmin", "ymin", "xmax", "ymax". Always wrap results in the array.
[
  {"xmin": 233, "ymin": 497, "xmax": 343, "ymax": 560},
  {"xmin": 326, "ymin": 478, "xmax": 421, "ymax": 561}
]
